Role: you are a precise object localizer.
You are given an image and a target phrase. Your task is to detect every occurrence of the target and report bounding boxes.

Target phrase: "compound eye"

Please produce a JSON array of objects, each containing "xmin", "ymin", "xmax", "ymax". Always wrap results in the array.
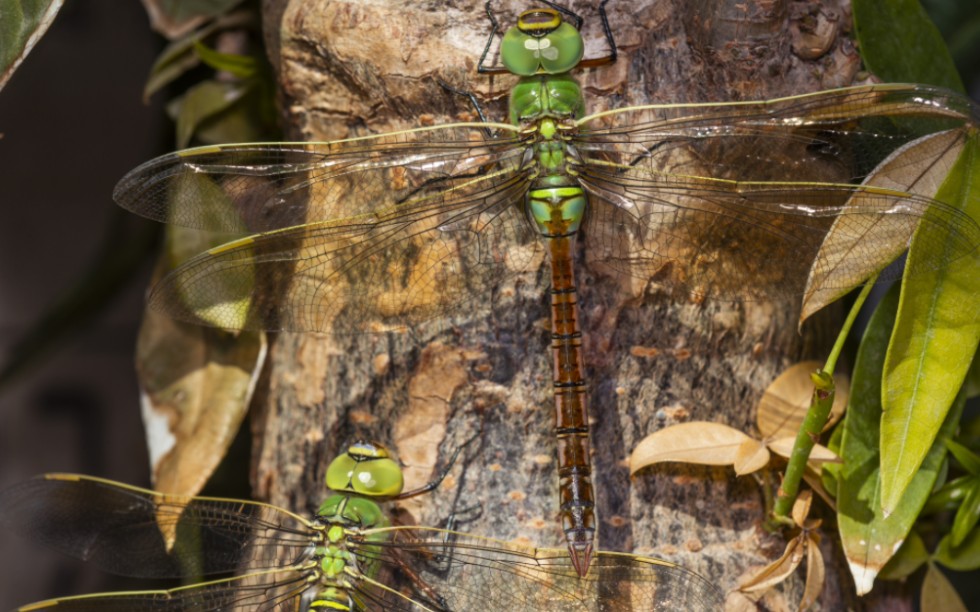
[{"xmin": 349, "ymin": 457, "xmax": 404, "ymax": 497}]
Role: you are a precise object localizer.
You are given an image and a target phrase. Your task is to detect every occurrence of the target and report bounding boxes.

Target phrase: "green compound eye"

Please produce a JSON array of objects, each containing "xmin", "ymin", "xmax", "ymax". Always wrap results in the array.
[
  {"xmin": 501, "ymin": 14, "xmax": 584, "ymax": 76},
  {"xmin": 325, "ymin": 443, "xmax": 405, "ymax": 497}
]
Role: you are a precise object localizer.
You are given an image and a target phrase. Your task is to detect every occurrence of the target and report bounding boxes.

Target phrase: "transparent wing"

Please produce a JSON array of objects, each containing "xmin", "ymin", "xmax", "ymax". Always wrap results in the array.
[
  {"xmin": 575, "ymin": 83, "xmax": 980, "ymax": 300},
  {"xmin": 14, "ymin": 569, "xmax": 313, "ymax": 612},
  {"xmin": 147, "ymin": 172, "xmax": 537, "ymax": 332},
  {"xmin": 349, "ymin": 527, "xmax": 724, "ymax": 611},
  {"xmin": 114, "ymin": 123, "xmax": 524, "ymax": 233},
  {"xmin": 116, "ymin": 124, "xmax": 539, "ymax": 332},
  {"xmin": 0, "ymin": 474, "xmax": 315, "ymax": 578}
]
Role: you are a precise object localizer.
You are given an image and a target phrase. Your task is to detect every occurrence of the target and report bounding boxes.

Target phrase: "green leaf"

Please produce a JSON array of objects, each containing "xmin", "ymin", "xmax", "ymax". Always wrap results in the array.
[
  {"xmin": 853, "ymin": 0, "xmax": 964, "ymax": 92},
  {"xmin": 951, "ymin": 478, "xmax": 980, "ymax": 547},
  {"xmin": 193, "ymin": 40, "xmax": 256, "ymax": 78},
  {"xmin": 946, "ymin": 439, "xmax": 980, "ymax": 475},
  {"xmin": 168, "ymin": 79, "xmax": 251, "ymax": 148},
  {"xmin": 935, "ymin": 525, "xmax": 980, "ymax": 571},
  {"xmin": 879, "ymin": 530, "xmax": 929, "ymax": 580},
  {"xmin": 143, "ymin": 10, "xmax": 256, "ymax": 100},
  {"xmin": 923, "ymin": 475, "xmax": 974, "ymax": 516},
  {"xmin": 0, "ymin": 0, "xmax": 64, "ymax": 92},
  {"xmin": 880, "ymin": 135, "xmax": 980, "ymax": 513},
  {"xmin": 838, "ymin": 283, "xmax": 964, "ymax": 595}
]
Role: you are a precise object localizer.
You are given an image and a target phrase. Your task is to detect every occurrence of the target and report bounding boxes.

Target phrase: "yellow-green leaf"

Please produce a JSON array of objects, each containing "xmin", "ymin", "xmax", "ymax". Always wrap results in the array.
[
  {"xmin": 838, "ymin": 283, "xmax": 964, "ymax": 594},
  {"xmin": 880, "ymin": 135, "xmax": 980, "ymax": 514}
]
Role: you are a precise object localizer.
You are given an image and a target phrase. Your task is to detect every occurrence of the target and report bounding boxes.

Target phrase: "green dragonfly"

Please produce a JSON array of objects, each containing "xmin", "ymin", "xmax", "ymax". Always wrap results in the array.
[
  {"xmin": 0, "ymin": 442, "xmax": 723, "ymax": 611},
  {"xmin": 113, "ymin": 1, "xmax": 980, "ymax": 574}
]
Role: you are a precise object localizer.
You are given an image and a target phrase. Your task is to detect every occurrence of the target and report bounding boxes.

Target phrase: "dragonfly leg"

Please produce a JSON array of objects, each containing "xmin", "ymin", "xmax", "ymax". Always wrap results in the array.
[
  {"xmin": 576, "ymin": 0, "xmax": 618, "ymax": 68},
  {"xmin": 393, "ymin": 432, "xmax": 480, "ymax": 500},
  {"xmin": 436, "ymin": 79, "xmax": 492, "ymax": 128},
  {"xmin": 476, "ymin": 1, "xmax": 504, "ymax": 74}
]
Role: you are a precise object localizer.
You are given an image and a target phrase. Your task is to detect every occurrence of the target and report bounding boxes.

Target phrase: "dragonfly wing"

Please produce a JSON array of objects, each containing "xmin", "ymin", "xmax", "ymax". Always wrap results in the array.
[
  {"xmin": 350, "ymin": 527, "xmax": 723, "ymax": 611},
  {"xmin": 147, "ymin": 172, "xmax": 538, "ymax": 332},
  {"xmin": 575, "ymin": 84, "xmax": 980, "ymax": 301},
  {"xmin": 14, "ymin": 569, "xmax": 313, "ymax": 611},
  {"xmin": 0, "ymin": 474, "xmax": 314, "ymax": 578},
  {"xmin": 114, "ymin": 124, "xmax": 524, "ymax": 233},
  {"xmin": 578, "ymin": 166, "xmax": 979, "ymax": 301}
]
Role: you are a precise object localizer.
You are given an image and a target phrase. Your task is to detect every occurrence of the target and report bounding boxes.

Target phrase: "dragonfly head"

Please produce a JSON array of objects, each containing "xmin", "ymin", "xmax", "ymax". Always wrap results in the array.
[
  {"xmin": 325, "ymin": 442, "xmax": 405, "ymax": 497},
  {"xmin": 501, "ymin": 7, "xmax": 583, "ymax": 76}
]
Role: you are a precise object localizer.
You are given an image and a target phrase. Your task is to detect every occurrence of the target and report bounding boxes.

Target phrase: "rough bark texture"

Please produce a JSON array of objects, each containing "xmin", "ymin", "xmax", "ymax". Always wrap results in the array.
[{"xmin": 252, "ymin": 0, "xmax": 867, "ymax": 608}]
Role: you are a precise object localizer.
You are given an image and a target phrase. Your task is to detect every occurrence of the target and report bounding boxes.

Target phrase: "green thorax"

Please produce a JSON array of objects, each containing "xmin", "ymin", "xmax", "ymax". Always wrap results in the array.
[
  {"xmin": 501, "ymin": 7, "xmax": 586, "ymax": 125},
  {"xmin": 509, "ymin": 74, "xmax": 585, "ymax": 125},
  {"xmin": 501, "ymin": 8, "xmax": 588, "ymax": 238},
  {"xmin": 309, "ymin": 443, "xmax": 405, "ymax": 610}
]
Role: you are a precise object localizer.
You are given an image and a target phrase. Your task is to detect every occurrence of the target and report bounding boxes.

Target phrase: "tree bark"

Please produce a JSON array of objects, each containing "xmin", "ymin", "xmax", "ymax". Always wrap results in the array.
[{"xmin": 252, "ymin": 0, "xmax": 867, "ymax": 608}]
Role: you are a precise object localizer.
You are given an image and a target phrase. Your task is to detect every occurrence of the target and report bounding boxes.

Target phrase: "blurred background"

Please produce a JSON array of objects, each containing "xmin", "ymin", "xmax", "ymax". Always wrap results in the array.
[
  {"xmin": 0, "ymin": 0, "xmax": 978, "ymax": 610},
  {"xmin": 0, "ymin": 1, "xmax": 163, "ymax": 605}
]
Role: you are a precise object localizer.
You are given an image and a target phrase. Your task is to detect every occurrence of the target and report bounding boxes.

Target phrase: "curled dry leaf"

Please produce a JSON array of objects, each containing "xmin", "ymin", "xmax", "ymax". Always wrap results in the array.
[
  {"xmin": 792, "ymin": 489, "xmax": 814, "ymax": 528},
  {"xmin": 757, "ymin": 361, "xmax": 849, "ymax": 439},
  {"xmin": 739, "ymin": 536, "xmax": 806, "ymax": 594},
  {"xmin": 630, "ymin": 422, "xmax": 754, "ymax": 474}
]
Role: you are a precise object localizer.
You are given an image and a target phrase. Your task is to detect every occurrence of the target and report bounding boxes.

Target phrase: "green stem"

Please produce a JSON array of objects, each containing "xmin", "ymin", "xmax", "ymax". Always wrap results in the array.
[{"xmin": 770, "ymin": 277, "xmax": 878, "ymax": 524}]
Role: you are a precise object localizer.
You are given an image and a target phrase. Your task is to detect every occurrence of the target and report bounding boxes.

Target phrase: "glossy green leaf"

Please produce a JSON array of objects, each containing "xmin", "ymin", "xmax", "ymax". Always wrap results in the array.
[
  {"xmin": 880, "ymin": 136, "xmax": 980, "ymax": 514},
  {"xmin": 951, "ymin": 478, "xmax": 980, "ymax": 547},
  {"xmin": 838, "ymin": 284, "xmax": 964, "ymax": 595},
  {"xmin": 879, "ymin": 530, "xmax": 929, "ymax": 580},
  {"xmin": 923, "ymin": 475, "xmax": 973, "ymax": 516},
  {"xmin": 946, "ymin": 439, "xmax": 980, "ymax": 475},
  {"xmin": 934, "ymin": 524, "xmax": 980, "ymax": 571},
  {"xmin": 853, "ymin": 0, "xmax": 964, "ymax": 92},
  {"xmin": 0, "ymin": 0, "xmax": 64, "ymax": 92},
  {"xmin": 168, "ymin": 79, "xmax": 251, "ymax": 148},
  {"xmin": 193, "ymin": 40, "xmax": 256, "ymax": 78},
  {"xmin": 142, "ymin": 0, "xmax": 245, "ymax": 39}
]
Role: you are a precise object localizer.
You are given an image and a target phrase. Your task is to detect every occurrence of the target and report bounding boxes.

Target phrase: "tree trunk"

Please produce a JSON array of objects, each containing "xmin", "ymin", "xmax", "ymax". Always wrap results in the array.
[{"xmin": 252, "ymin": 0, "xmax": 867, "ymax": 608}]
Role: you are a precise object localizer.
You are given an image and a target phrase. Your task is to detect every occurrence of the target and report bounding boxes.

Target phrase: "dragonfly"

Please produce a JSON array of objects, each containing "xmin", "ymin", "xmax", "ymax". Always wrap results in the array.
[
  {"xmin": 113, "ymin": 1, "xmax": 980, "ymax": 575},
  {"xmin": 0, "ymin": 442, "xmax": 723, "ymax": 611}
]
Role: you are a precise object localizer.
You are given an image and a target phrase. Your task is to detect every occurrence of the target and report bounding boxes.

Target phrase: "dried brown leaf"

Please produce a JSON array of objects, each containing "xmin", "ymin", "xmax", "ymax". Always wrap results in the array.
[
  {"xmin": 740, "ymin": 536, "xmax": 806, "ymax": 593},
  {"xmin": 801, "ymin": 130, "xmax": 967, "ymax": 321},
  {"xmin": 734, "ymin": 438, "xmax": 771, "ymax": 475},
  {"xmin": 792, "ymin": 489, "xmax": 814, "ymax": 527},
  {"xmin": 768, "ymin": 438, "xmax": 840, "ymax": 464},
  {"xmin": 630, "ymin": 422, "xmax": 753, "ymax": 474},
  {"xmin": 921, "ymin": 563, "xmax": 968, "ymax": 612},
  {"xmin": 799, "ymin": 533, "xmax": 825, "ymax": 611},
  {"xmin": 757, "ymin": 362, "xmax": 848, "ymax": 439}
]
